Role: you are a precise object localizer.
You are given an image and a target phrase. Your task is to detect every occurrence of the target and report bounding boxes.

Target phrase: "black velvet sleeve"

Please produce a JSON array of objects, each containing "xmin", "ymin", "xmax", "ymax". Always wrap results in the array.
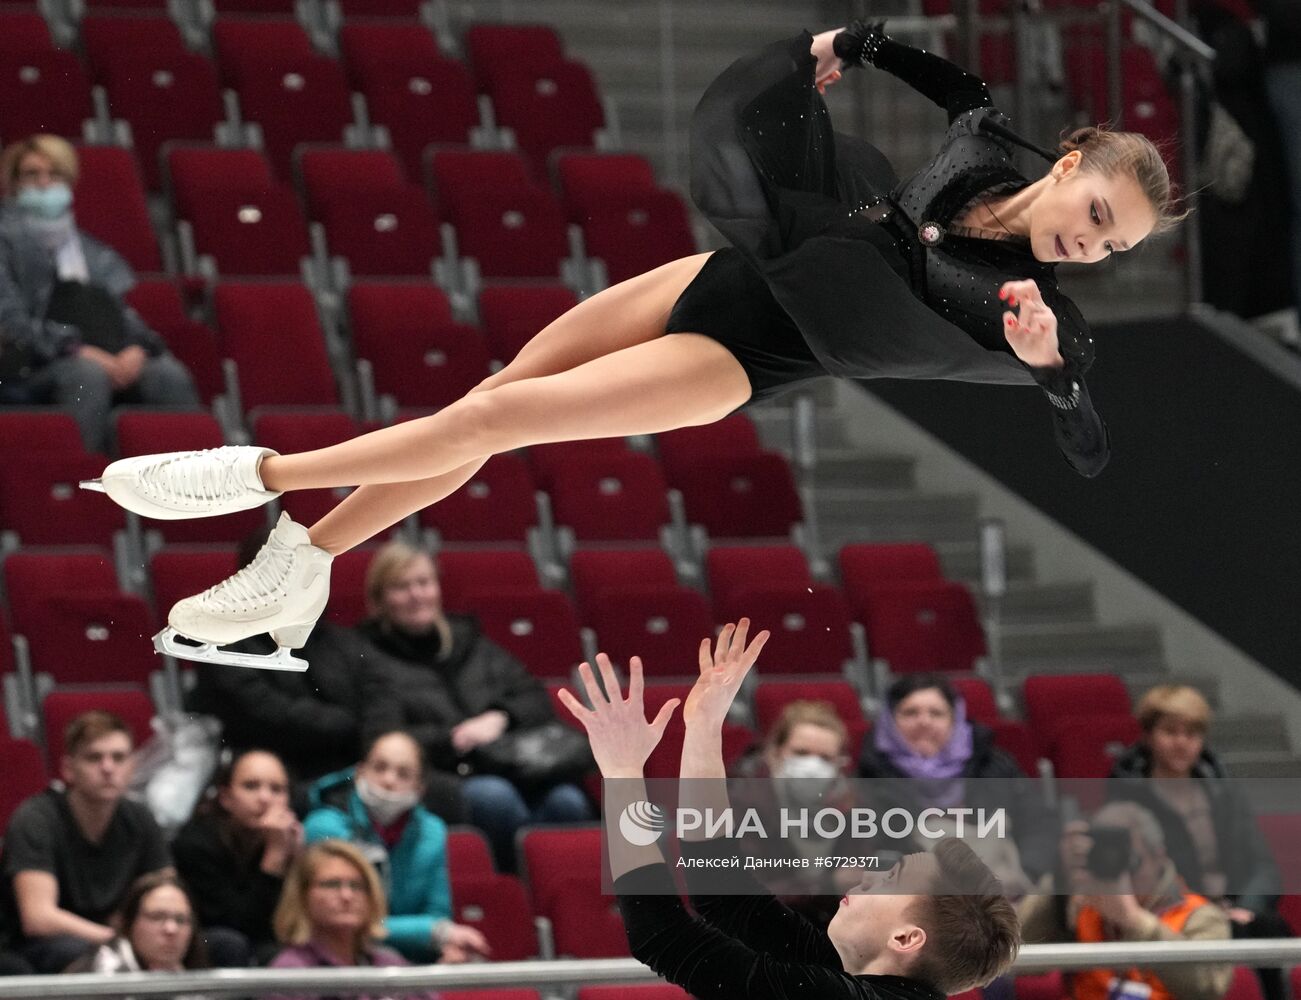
[
  {"xmin": 677, "ymin": 838, "xmax": 843, "ymax": 967},
  {"xmin": 1027, "ymin": 290, "xmax": 1111, "ymax": 478},
  {"xmin": 867, "ymin": 34, "xmax": 993, "ymax": 121},
  {"xmin": 615, "ymin": 861, "xmax": 877, "ymax": 1000}
]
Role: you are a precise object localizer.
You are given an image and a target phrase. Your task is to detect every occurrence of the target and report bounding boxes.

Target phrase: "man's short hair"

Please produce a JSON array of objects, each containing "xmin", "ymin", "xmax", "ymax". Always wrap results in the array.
[
  {"xmin": 1136, "ymin": 684, "xmax": 1211, "ymax": 735},
  {"xmin": 64, "ymin": 710, "xmax": 133, "ymax": 759},
  {"xmin": 906, "ymin": 839, "xmax": 1021, "ymax": 994}
]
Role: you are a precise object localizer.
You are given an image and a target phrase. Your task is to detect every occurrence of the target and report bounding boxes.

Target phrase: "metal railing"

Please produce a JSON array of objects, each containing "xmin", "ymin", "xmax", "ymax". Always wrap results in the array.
[{"xmin": 2, "ymin": 939, "xmax": 1300, "ymax": 998}]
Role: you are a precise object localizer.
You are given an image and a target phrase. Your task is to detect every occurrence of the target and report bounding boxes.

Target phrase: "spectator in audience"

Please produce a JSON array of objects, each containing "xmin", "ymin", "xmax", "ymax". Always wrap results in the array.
[
  {"xmin": 64, "ymin": 872, "xmax": 208, "ymax": 976},
  {"xmin": 0, "ymin": 951, "xmax": 31, "ymax": 976},
  {"xmin": 358, "ymin": 541, "xmax": 591, "ymax": 870},
  {"xmin": 266, "ymin": 840, "xmax": 438, "ymax": 1000},
  {"xmin": 858, "ymin": 674, "xmax": 1052, "ymax": 893},
  {"xmin": 1258, "ymin": 0, "xmax": 1301, "ymax": 319},
  {"xmin": 727, "ymin": 699, "xmax": 868, "ymax": 926},
  {"xmin": 172, "ymin": 749, "xmax": 303, "ymax": 966},
  {"xmin": 1019, "ymin": 800, "xmax": 1233, "ymax": 1000},
  {"xmin": 185, "ymin": 526, "xmax": 475, "ymax": 823},
  {"xmin": 1108, "ymin": 684, "xmax": 1291, "ymax": 1000},
  {"xmin": 0, "ymin": 710, "xmax": 172, "ymax": 973},
  {"xmin": 303, "ymin": 730, "xmax": 490, "ymax": 963},
  {"xmin": 0, "ymin": 134, "xmax": 197, "ymax": 451}
]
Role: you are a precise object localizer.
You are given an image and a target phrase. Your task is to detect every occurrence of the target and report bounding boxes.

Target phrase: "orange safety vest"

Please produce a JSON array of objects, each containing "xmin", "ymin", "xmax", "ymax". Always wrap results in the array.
[{"xmin": 1072, "ymin": 893, "xmax": 1210, "ymax": 1000}]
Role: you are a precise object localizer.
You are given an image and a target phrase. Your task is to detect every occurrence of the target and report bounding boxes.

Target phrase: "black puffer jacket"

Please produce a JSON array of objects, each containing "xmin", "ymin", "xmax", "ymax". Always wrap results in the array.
[
  {"xmin": 1107, "ymin": 742, "xmax": 1281, "ymax": 914},
  {"xmin": 357, "ymin": 614, "xmax": 555, "ymax": 773},
  {"xmin": 858, "ymin": 721, "xmax": 1056, "ymax": 880}
]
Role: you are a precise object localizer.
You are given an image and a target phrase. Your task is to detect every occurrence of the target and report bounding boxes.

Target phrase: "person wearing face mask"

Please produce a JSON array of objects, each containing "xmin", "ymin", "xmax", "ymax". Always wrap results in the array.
[
  {"xmin": 172, "ymin": 748, "xmax": 304, "ymax": 966},
  {"xmin": 858, "ymin": 674, "xmax": 1051, "ymax": 897},
  {"xmin": 0, "ymin": 134, "xmax": 197, "ymax": 452},
  {"xmin": 728, "ymin": 701, "xmax": 870, "ymax": 926},
  {"xmin": 303, "ymin": 730, "xmax": 491, "ymax": 964},
  {"xmin": 1107, "ymin": 685, "xmax": 1291, "ymax": 1000}
]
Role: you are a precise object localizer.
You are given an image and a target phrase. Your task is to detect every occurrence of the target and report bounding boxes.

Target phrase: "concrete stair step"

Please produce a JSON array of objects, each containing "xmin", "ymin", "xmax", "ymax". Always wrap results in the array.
[
  {"xmin": 1001, "ymin": 620, "xmax": 1166, "ymax": 677},
  {"xmin": 938, "ymin": 541, "xmax": 1038, "ymax": 585},
  {"xmin": 1212, "ymin": 752, "xmax": 1301, "ymax": 780},
  {"xmin": 810, "ymin": 450, "xmax": 918, "ymax": 492},
  {"xmin": 814, "ymin": 490, "xmax": 982, "ymax": 544},
  {"xmin": 1211, "ymin": 714, "xmax": 1293, "ymax": 755},
  {"xmin": 982, "ymin": 580, "xmax": 1096, "ymax": 627}
]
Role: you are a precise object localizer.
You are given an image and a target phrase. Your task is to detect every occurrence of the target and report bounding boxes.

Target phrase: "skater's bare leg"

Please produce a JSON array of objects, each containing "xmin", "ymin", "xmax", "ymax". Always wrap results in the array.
[
  {"xmin": 304, "ymin": 252, "xmax": 717, "ymax": 554},
  {"xmin": 268, "ymin": 331, "xmax": 750, "ymax": 495}
]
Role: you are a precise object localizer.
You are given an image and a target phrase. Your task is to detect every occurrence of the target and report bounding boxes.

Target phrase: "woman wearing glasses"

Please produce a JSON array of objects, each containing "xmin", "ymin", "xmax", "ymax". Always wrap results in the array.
[{"xmin": 64, "ymin": 872, "xmax": 208, "ymax": 976}]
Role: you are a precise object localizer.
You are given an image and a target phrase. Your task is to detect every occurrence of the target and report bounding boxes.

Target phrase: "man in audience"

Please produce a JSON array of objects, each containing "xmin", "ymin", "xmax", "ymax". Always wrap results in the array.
[
  {"xmin": 0, "ymin": 133, "xmax": 198, "ymax": 451},
  {"xmin": 0, "ymin": 710, "xmax": 172, "ymax": 973},
  {"xmin": 1019, "ymin": 800, "xmax": 1233, "ymax": 1000}
]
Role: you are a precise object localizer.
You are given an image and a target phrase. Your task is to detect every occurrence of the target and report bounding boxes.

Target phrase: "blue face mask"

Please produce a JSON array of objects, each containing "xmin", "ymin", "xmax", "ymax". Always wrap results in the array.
[{"xmin": 15, "ymin": 182, "xmax": 73, "ymax": 220}]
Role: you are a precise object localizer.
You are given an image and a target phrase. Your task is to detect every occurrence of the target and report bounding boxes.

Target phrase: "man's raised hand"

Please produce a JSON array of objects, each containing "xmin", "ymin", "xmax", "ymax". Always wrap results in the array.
[
  {"xmin": 557, "ymin": 653, "xmax": 678, "ymax": 780},
  {"xmin": 683, "ymin": 618, "xmax": 770, "ymax": 729}
]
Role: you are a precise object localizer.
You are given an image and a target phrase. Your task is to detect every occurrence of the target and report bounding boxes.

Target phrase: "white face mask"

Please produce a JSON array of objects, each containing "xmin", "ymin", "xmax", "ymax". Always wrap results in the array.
[
  {"xmin": 355, "ymin": 775, "xmax": 420, "ymax": 825},
  {"xmin": 777, "ymin": 753, "xmax": 842, "ymax": 806}
]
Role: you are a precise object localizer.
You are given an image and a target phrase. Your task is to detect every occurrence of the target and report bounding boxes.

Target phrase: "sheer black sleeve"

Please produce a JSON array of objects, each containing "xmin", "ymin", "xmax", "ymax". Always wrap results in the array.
[
  {"xmin": 1027, "ymin": 292, "xmax": 1111, "ymax": 478},
  {"xmin": 677, "ymin": 838, "xmax": 842, "ymax": 968},
  {"xmin": 615, "ymin": 861, "xmax": 876, "ymax": 1000},
  {"xmin": 842, "ymin": 25, "xmax": 992, "ymax": 120}
]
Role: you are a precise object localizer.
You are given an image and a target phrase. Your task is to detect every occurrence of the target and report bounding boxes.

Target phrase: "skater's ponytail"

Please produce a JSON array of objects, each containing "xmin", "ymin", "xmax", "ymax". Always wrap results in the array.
[{"xmin": 1057, "ymin": 125, "xmax": 1187, "ymax": 234}]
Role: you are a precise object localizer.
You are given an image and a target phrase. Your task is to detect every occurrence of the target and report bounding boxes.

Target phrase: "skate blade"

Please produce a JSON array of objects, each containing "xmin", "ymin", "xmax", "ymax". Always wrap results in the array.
[
  {"xmin": 152, "ymin": 628, "xmax": 309, "ymax": 673},
  {"xmin": 79, "ymin": 479, "xmax": 106, "ymax": 493}
]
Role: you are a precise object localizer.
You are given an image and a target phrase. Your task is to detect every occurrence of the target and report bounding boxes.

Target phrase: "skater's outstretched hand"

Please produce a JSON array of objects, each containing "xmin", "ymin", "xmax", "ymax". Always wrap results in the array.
[
  {"xmin": 683, "ymin": 618, "xmax": 769, "ymax": 731},
  {"xmin": 557, "ymin": 653, "xmax": 678, "ymax": 779},
  {"xmin": 1000, "ymin": 279, "xmax": 1063, "ymax": 369}
]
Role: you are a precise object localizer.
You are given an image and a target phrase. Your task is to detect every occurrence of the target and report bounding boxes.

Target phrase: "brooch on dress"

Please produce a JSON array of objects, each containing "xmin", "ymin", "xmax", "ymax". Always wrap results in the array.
[{"xmin": 918, "ymin": 221, "xmax": 945, "ymax": 246}]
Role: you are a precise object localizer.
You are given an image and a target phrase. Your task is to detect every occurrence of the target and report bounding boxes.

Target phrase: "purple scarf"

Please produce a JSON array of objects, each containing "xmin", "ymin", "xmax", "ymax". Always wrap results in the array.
[{"xmin": 873, "ymin": 697, "xmax": 973, "ymax": 808}]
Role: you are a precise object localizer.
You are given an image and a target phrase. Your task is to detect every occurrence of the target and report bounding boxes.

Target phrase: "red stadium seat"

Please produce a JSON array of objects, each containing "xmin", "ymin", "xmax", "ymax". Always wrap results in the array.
[
  {"xmin": 448, "ymin": 874, "xmax": 539, "ymax": 960},
  {"xmin": 324, "ymin": 546, "xmax": 377, "ymax": 627},
  {"xmin": 583, "ymin": 587, "xmax": 715, "ymax": 677},
  {"xmin": 0, "ymin": 454, "xmax": 125, "ymax": 545},
  {"xmin": 581, "ymin": 188, "xmax": 696, "ymax": 284},
  {"xmin": 952, "ymin": 676, "xmax": 1000, "ymax": 723},
  {"xmin": 478, "ymin": 284, "xmax": 577, "ymax": 365},
  {"xmin": 0, "ymin": 738, "xmax": 47, "ymax": 830},
  {"xmin": 568, "ymin": 548, "xmax": 678, "ymax": 614},
  {"xmin": 73, "ymin": 146, "xmax": 162, "ymax": 274},
  {"xmin": 1046, "ymin": 713, "xmax": 1142, "ymax": 780},
  {"xmin": 752, "ymin": 680, "xmax": 868, "ymax": 759},
  {"xmin": 429, "ymin": 149, "xmax": 534, "ymax": 202},
  {"xmin": 184, "ymin": 185, "xmax": 311, "ymax": 276},
  {"xmin": 1013, "ymin": 971, "xmax": 1066, "ymax": 1000},
  {"xmin": 5, "ymin": 550, "xmax": 118, "ymax": 627},
  {"xmin": 320, "ymin": 189, "xmax": 442, "ymax": 278},
  {"xmin": 1022, "ymin": 673, "xmax": 1131, "ymax": 735},
  {"xmin": 518, "ymin": 824, "xmax": 602, "ymax": 914},
  {"xmin": 458, "ymin": 590, "xmax": 583, "ymax": 678},
  {"xmin": 214, "ymin": 283, "xmax": 340, "ymax": 410},
  {"xmin": 641, "ymin": 681, "xmax": 754, "ymax": 779},
  {"xmin": 838, "ymin": 542, "xmax": 944, "ymax": 616},
  {"xmin": 527, "ymin": 438, "xmax": 629, "ymax": 492},
  {"xmin": 1223, "ymin": 966, "xmax": 1265, "ymax": 1000},
  {"xmin": 486, "ymin": 61, "xmax": 604, "ymax": 174},
  {"xmin": 43, "ymin": 689, "xmax": 155, "ymax": 767},
  {"xmin": 989, "ymin": 719, "xmax": 1040, "ymax": 777},
  {"xmin": 464, "ymin": 23, "xmax": 565, "ymax": 91},
  {"xmin": 349, "ymin": 281, "xmax": 453, "ymax": 328},
  {"xmin": 546, "ymin": 452, "xmax": 671, "ymax": 542},
  {"xmin": 0, "ymin": 410, "xmax": 87, "ymax": 456},
  {"xmin": 210, "ymin": 18, "xmax": 315, "ymax": 87},
  {"xmin": 419, "ymin": 453, "xmax": 538, "ymax": 544},
  {"xmin": 298, "ymin": 147, "xmax": 408, "ymax": 217},
  {"xmin": 436, "ymin": 549, "xmax": 540, "ymax": 608},
  {"xmin": 554, "ymin": 152, "xmax": 658, "ymax": 221},
  {"xmin": 447, "ymin": 826, "xmax": 496, "ymax": 876},
  {"xmin": 0, "ymin": 11, "xmax": 54, "ymax": 57},
  {"xmin": 705, "ymin": 545, "xmax": 811, "ymax": 607},
  {"xmin": 656, "ymin": 414, "xmax": 761, "ymax": 471},
  {"xmin": 714, "ymin": 583, "xmax": 854, "ymax": 675},
  {"xmin": 166, "ymin": 146, "xmax": 275, "ymax": 219},
  {"xmin": 355, "ymin": 316, "xmax": 489, "ymax": 407},
  {"xmin": 444, "ymin": 992, "xmax": 540, "ymax": 1000},
  {"xmin": 668, "ymin": 452, "xmax": 803, "ymax": 540},
  {"xmin": 0, "ymin": 51, "xmax": 94, "ymax": 140},
  {"xmin": 252, "ymin": 410, "xmax": 359, "ymax": 527},
  {"xmin": 548, "ymin": 875, "xmax": 628, "ymax": 957},
  {"xmin": 861, "ymin": 581, "xmax": 987, "ymax": 674},
  {"xmin": 21, "ymin": 592, "xmax": 156, "ymax": 685},
  {"xmin": 447, "ymin": 185, "xmax": 569, "ymax": 280},
  {"xmin": 115, "ymin": 410, "xmax": 264, "ymax": 544},
  {"xmin": 149, "ymin": 547, "xmax": 239, "ymax": 627},
  {"xmin": 580, "ymin": 987, "xmax": 692, "ymax": 1000},
  {"xmin": 124, "ymin": 281, "xmax": 225, "ymax": 404},
  {"xmin": 100, "ymin": 53, "xmax": 225, "ymax": 191},
  {"xmin": 81, "ymin": 14, "xmax": 188, "ymax": 80}
]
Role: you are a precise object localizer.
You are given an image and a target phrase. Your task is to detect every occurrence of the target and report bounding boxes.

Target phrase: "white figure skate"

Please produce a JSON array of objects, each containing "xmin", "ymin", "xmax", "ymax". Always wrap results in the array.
[
  {"xmin": 153, "ymin": 512, "xmax": 333, "ymax": 672},
  {"xmin": 80, "ymin": 446, "xmax": 281, "ymax": 519}
]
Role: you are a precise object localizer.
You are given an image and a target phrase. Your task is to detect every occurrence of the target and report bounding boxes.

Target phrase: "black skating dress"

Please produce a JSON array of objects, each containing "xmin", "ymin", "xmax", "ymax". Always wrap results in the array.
[{"xmin": 665, "ymin": 29, "xmax": 1110, "ymax": 477}]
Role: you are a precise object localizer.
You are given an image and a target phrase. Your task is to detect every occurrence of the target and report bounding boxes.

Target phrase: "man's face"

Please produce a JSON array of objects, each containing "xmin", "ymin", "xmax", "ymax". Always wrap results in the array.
[
  {"xmin": 827, "ymin": 852, "xmax": 937, "ymax": 970},
  {"xmin": 62, "ymin": 732, "xmax": 133, "ymax": 804}
]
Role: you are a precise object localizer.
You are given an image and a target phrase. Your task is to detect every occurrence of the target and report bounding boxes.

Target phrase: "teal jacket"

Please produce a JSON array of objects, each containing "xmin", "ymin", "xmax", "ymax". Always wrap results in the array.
[{"xmin": 303, "ymin": 768, "xmax": 452, "ymax": 962}]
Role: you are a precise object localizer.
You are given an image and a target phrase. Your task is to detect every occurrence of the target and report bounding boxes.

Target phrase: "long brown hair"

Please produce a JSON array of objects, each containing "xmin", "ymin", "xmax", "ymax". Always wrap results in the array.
[
  {"xmin": 1057, "ymin": 125, "xmax": 1186, "ymax": 234},
  {"xmin": 114, "ymin": 872, "xmax": 209, "ymax": 970}
]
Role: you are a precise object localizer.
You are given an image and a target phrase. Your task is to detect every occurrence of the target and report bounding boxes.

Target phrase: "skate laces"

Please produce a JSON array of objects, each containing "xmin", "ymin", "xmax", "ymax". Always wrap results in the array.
[
  {"xmin": 200, "ymin": 530, "xmax": 297, "ymax": 612},
  {"xmin": 141, "ymin": 449, "xmax": 254, "ymax": 504}
]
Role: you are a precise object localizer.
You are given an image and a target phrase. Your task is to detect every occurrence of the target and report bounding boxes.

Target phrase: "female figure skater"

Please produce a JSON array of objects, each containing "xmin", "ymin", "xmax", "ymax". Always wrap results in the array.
[{"xmin": 83, "ymin": 22, "xmax": 1181, "ymax": 670}]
